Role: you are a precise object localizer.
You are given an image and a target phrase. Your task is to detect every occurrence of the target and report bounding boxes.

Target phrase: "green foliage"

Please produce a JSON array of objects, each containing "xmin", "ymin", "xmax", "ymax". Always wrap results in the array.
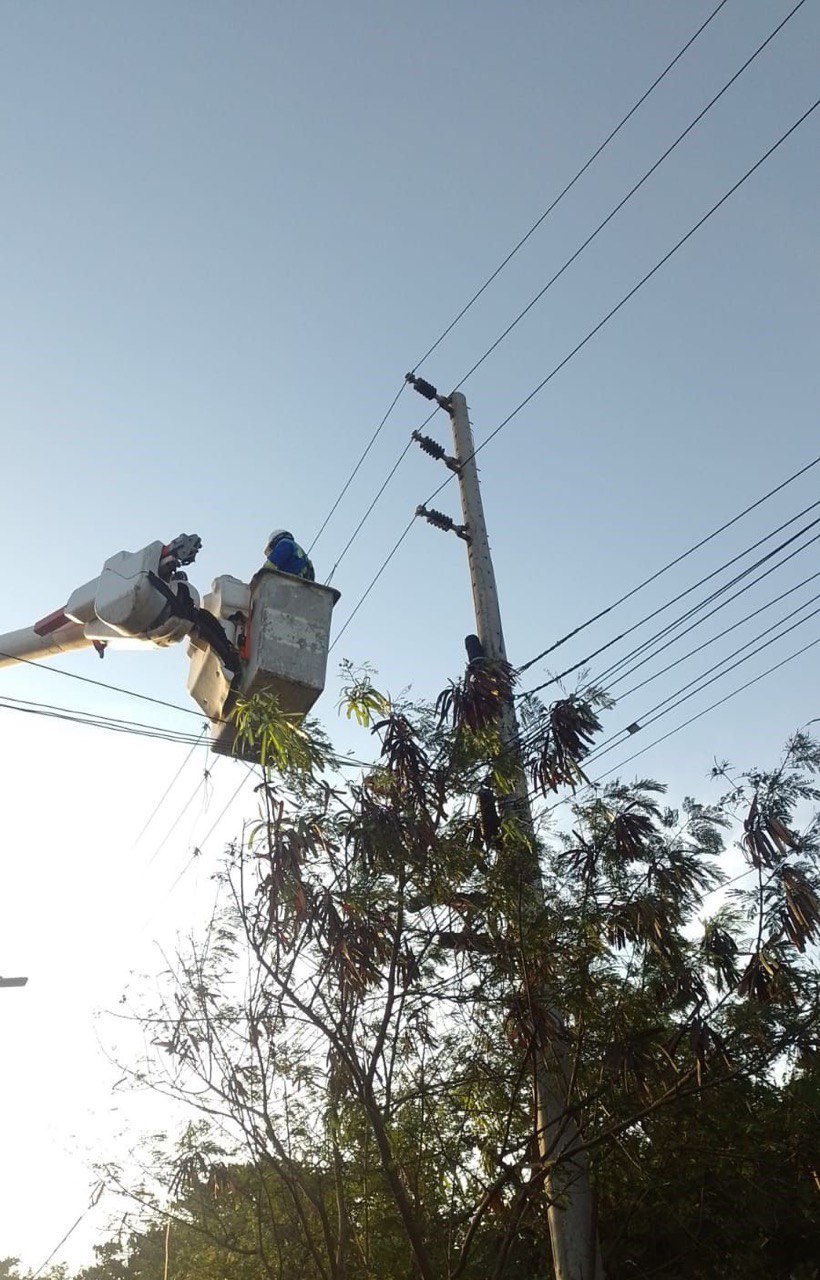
[
  {"xmin": 94, "ymin": 673, "xmax": 820, "ymax": 1280},
  {"xmin": 231, "ymin": 692, "xmax": 330, "ymax": 775},
  {"xmin": 337, "ymin": 660, "xmax": 392, "ymax": 727}
]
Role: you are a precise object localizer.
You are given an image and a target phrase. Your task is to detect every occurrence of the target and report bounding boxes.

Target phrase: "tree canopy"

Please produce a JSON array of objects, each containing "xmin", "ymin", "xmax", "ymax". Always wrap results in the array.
[{"xmin": 68, "ymin": 662, "xmax": 820, "ymax": 1279}]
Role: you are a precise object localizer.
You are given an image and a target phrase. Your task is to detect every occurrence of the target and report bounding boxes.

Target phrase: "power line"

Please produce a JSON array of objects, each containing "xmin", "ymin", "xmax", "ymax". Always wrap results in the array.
[
  {"xmin": 145, "ymin": 757, "xmax": 220, "ymax": 869},
  {"xmin": 308, "ymin": 0, "xmax": 726, "ymax": 560},
  {"xmin": 580, "ymin": 516, "xmax": 820, "ymax": 694},
  {"xmin": 530, "ymin": 630, "xmax": 820, "ymax": 821},
  {"xmin": 32, "ymin": 1212, "xmax": 91, "ymax": 1277},
  {"xmin": 583, "ymin": 594, "xmax": 820, "ymax": 766},
  {"xmin": 494, "ymin": 559, "xmax": 820, "ymax": 792},
  {"xmin": 163, "ymin": 766, "xmax": 255, "ymax": 897},
  {"xmin": 138, "ymin": 768, "xmax": 255, "ymax": 930},
  {"xmin": 329, "ymin": 500, "xmax": 819, "ymax": 785},
  {"xmin": 0, "ymin": 685, "xmax": 375, "ymax": 777},
  {"xmin": 0, "ymin": 646, "xmax": 200, "ymax": 718},
  {"xmin": 459, "ymin": 611, "xmax": 820, "ymax": 818},
  {"xmin": 133, "ymin": 766, "xmax": 254, "ymax": 943},
  {"xmin": 329, "ymin": 517, "xmax": 417, "ymax": 651},
  {"xmin": 326, "ymin": 439, "xmax": 415, "ymax": 584},
  {"xmin": 522, "ymin": 497, "xmax": 820, "ymax": 701},
  {"xmin": 0, "ymin": 694, "xmax": 207, "ymax": 746},
  {"xmin": 32, "ymin": 1183, "xmax": 104, "ymax": 1278},
  {"xmin": 331, "ymin": 93, "xmax": 820, "ymax": 649},
  {"xmin": 584, "ymin": 632, "xmax": 820, "ymax": 788},
  {"xmin": 409, "ymin": 0, "xmax": 732, "ymax": 373},
  {"xmin": 318, "ymin": 0, "xmax": 734, "ymax": 576},
  {"xmin": 308, "ymin": 381, "xmax": 407, "ymax": 555},
  {"xmin": 510, "ymin": 513, "xmax": 820, "ymax": 768},
  {"xmin": 517, "ymin": 450, "xmax": 820, "ymax": 676},
  {"xmin": 439, "ymin": 0, "xmax": 808, "ymax": 401},
  {"xmin": 611, "ymin": 571, "xmax": 820, "ymax": 703},
  {"xmin": 420, "ymin": 93, "xmax": 820, "ymax": 527},
  {"xmin": 523, "ymin": 508, "xmax": 820, "ymax": 700},
  {"xmin": 480, "ymin": 514, "xmax": 820, "ymax": 782},
  {"xmin": 134, "ymin": 730, "xmax": 209, "ymax": 846}
]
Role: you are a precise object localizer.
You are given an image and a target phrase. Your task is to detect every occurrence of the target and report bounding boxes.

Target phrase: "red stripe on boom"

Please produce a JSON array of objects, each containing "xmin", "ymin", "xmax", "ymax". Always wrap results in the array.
[{"xmin": 34, "ymin": 609, "xmax": 70, "ymax": 636}]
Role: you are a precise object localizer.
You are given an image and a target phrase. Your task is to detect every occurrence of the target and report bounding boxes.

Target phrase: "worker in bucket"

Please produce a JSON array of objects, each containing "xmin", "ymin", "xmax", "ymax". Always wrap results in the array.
[{"xmin": 262, "ymin": 530, "xmax": 315, "ymax": 581}]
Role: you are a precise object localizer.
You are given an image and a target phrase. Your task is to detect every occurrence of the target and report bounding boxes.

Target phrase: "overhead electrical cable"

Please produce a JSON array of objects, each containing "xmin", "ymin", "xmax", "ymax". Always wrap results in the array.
[
  {"xmin": 134, "ymin": 767, "xmax": 256, "ymax": 941},
  {"xmin": 310, "ymin": 0, "xmax": 730, "ymax": 558},
  {"xmin": 409, "ymin": 0, "xmax": 732, "ymax": 372},
  {"xmin": 145, "ymin": 757, "xmax": 220, "ymax": 869},
  {"xmin": 32, "ymin": 1184, "xmax": 105, "ymax": 1278},
  {"xmin": 0, "ymin": 693, "xmax": 372, "ymax": 772},
  {"xmin": 527, "ymin": 631, "xmax": 820, "ymax": 819},
  {"xmin": 0, "ymin": 646, "xmax": 201, "ymax": 718},
  {"xmin": 163, "ymin": 767, "xmax": 255, "ymax": 896},
  {"xmin": 517, "ymin": 452, "xmax": 820, "ymax": 676},
  {"xmin": 134, "ymin": 729, "xmax": 209, "ymax": 846},
  {"xmin": 482, "ymin": 563, "xmax": 820, "ymax": 790},
  {"xmin": 435, "ymin": 0, "xmax": 808, "ymax": 399},
  {"xmin": 308, "ymin": 382, "xmax": 408, "ymax": 555},
  {"xmin": 417, "ymin": 94, "xmax": 820, "ymax": 530},
  {"xmin": 330, "ymin": 82, "xmax": 820, "ymax": 648},
  {"xmin": 32, "ymin": 1210, "xmax": 93, "ymax": 1278},
  {"xmin": 610, "ymin": 570, "xmax": 820, "ymax": 702},
  {"xmin": 329, "ymin": 517, "xmax": 417, "ymax": 651},
  {"xmin": 0, "ymin": 695, "xmax": 207, "ymax": 745},
  {"xmin": 580, "ymin": 632, "xmax": 820, "ymax": 789},
  {"xmin": 523, "ymin": 509, "xmax": 820, "ymax": 699},
  {"xmin": 323, "ymin": 1, "xmax": 804, "ymax": 582},
  {"xmin": 580, "ymin": 601, "xmax": 820, "ymax": 767},
  {"xmin": 326, "ymin": 439, "xmax": 415, "ymax": 584},
  {"xmin": 580, "ymin": 528, "xmax": 820, "ymax": 710},
  {"xmin": 511, "ymin": 546, "xmax": 820, "ymax": 771},
  {"xmin": 568, "ymin": 514, "xmax": 820, "ymax": 696}
]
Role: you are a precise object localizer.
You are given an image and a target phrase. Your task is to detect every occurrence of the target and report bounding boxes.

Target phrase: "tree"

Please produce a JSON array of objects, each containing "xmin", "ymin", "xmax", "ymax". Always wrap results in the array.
[
  {"xmin": 97, "ymin": 663, "xmax": 820, "ymax": 1279},
  {"xmin": 2, "ymin": 1258, "xmax": 67, "ymax": 1280}
]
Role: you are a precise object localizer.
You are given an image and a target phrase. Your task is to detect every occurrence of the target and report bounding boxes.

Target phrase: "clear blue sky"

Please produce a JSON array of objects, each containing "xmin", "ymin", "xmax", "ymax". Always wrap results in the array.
[{"xmin": 1, "ymin": 0, "xmax": 819, "ymax": 1266}]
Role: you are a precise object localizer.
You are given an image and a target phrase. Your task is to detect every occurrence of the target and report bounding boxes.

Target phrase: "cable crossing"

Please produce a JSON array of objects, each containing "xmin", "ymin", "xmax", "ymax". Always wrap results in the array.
[
  {"xmin": 523, "ymin": 506, "xmax": 820, "ymax": 696},
  {"xmin": 580, "ymin": 598, "xmax": 820, "ymax": 768},
  {"xmin": 408, "ymin": 0, "xmax": 732, "ymax": 375},
  {"xmin": 570, "ymin": 633, "xmax": 820, "ymax": 797},
  {"xmin": 422, "ymin": 94, "xmax": 820, "ymax": 512},
  {"xmin": 332, "ymin": 94, "xmax": 820, "ymax": 646},
  {"xmin": 517, "ymin": 452, "xmax": 820, "ymax": 676},
  {"xmin": 311, "ymin": 0, "xmax": 734, "ymax": 564},
  {"xmin": 431, "ymin": 0, "xmax": 807, "ymax": 409}
]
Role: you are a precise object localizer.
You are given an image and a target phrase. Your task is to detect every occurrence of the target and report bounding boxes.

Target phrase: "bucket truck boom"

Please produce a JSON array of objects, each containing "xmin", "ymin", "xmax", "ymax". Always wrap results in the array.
[
  {"xmin": 0, "ymin": 533, "xmax": 340, "ymax": 759},
  {"xmin": 0, "ymin": 535, "xmax": 203, "ymax": 670}
]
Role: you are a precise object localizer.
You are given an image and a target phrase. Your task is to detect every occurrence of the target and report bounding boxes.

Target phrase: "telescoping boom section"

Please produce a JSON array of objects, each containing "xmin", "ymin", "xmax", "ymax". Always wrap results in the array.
[{"xmin": 0, "ymin": 534, "xmax": 340, "ymax": 762}]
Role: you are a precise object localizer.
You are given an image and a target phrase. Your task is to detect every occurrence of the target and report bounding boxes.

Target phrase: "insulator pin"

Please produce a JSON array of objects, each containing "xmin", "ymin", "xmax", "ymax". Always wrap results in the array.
[
  {"xmin": 416, "ymin": 504, "xmax": 470, "ymax": 542},
  {"xmin": 405, "ymin": 372, "xmax": 452, "ymax": 412},
  {"xmin": 412, "ymin": 430, "xmax": 446, "ymax": 461}
]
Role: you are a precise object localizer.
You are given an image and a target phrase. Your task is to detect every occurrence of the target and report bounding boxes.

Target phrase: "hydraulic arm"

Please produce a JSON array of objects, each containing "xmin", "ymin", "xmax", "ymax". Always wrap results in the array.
[
  {"xmin": 0, "ymin": 534, "xmax": 203, "ymax": 669},
  {"xmin": 0, "ymin": 532, "xmax": 341, "ymax": 758}
]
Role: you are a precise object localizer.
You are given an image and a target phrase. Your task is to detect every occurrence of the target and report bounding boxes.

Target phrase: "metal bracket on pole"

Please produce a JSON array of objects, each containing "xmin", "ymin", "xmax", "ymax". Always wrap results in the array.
[{"xmin": 415, "ymin": 504, "xmax": 471, "ymax": 542}]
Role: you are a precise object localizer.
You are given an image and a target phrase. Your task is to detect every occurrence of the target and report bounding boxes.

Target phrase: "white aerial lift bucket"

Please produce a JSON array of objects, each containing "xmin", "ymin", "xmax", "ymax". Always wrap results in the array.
[{"xmin": 187, "ymin": 568, "xmax": 341, "ymax": 757}]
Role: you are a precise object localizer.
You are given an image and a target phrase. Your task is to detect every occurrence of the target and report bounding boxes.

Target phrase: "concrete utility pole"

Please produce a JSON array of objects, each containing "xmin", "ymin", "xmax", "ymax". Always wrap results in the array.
[{"xmin": 411, "ymin": 380, "xmax": 604, "ymax": 1280}]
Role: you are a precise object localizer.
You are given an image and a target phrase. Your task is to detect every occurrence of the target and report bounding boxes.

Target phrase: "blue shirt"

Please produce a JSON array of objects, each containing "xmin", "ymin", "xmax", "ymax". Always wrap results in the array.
[{"xmin": 265, "ymin": 537, "xmax": 315, "ymax": 581}]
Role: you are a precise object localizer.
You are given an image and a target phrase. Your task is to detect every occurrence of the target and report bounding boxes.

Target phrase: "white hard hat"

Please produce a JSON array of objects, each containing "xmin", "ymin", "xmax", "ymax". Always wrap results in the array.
[{"xmin": 265, "ymin": 529, "xmax": 293, "ymax": 554}]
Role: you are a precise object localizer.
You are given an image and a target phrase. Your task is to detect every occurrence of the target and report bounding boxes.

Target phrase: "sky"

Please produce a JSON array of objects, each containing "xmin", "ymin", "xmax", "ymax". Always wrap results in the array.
[{"xmin": 1, "ymin": 0, "xmax": 819, "ymax": 1267}]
